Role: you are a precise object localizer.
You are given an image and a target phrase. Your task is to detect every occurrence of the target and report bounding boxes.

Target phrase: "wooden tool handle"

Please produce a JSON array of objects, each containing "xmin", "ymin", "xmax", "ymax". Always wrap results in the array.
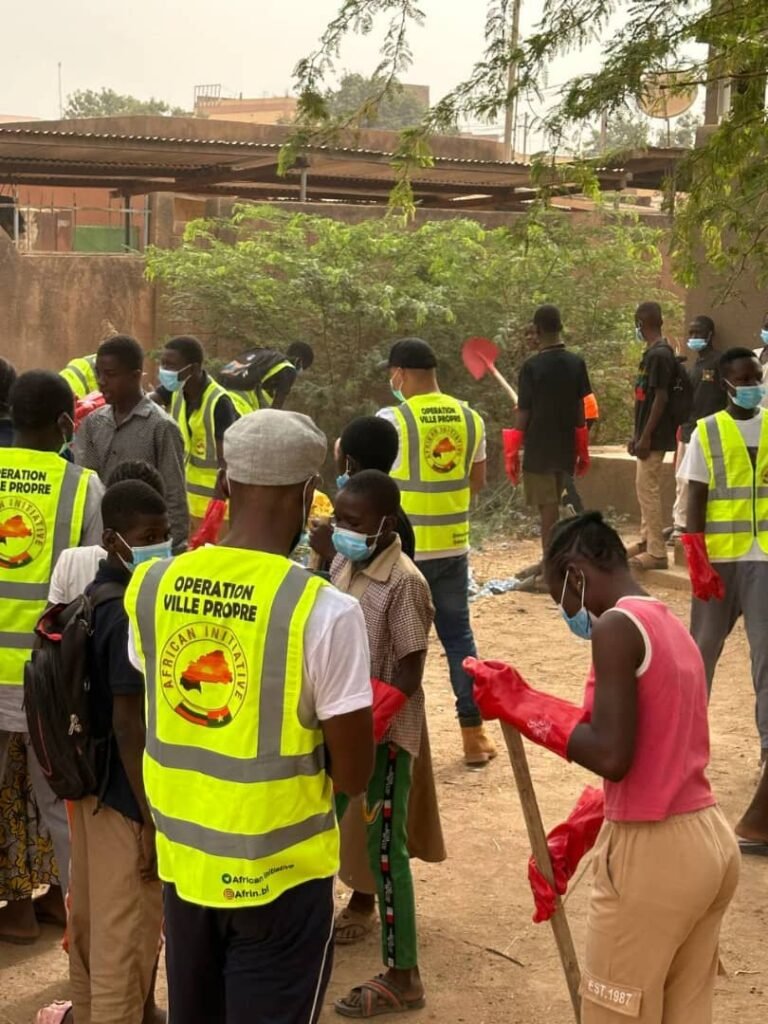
[
  {"xmin": 500, "ymin": 721, "xmax": 582, "ymax": 1022},
  {"xmin": 485, "ymin": 363, "xmax": 519, "ymax": 404}
]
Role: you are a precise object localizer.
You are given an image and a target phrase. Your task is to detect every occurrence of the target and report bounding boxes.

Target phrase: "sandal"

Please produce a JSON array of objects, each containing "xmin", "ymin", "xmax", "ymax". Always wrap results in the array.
[
  {"xmin": 629, "ymin": 552, "xmax": 668, "ymax": 571},
  {"xmin": 335, "ymin": 976, "xmax": 426, "ymax": 1018},
  {"xmin": 334, "ymin": 907, "xmax": 376, "ymax": 946},
  {"xmin": 35, "ymin": 1001, "xmax": 72, "ymax": 1024}
]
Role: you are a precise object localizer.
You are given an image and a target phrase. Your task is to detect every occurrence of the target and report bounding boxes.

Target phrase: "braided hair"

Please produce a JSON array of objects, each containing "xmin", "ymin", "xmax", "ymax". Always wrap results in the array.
[{"xmin": 544, "ymin": 511, "xmax": 628, "ymax": 578}]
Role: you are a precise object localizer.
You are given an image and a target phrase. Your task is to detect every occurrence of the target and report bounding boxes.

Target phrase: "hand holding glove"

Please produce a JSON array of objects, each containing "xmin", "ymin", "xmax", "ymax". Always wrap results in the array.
[
  {"xmin": 681, "ymin": 533, "xmax": 724, "ymax": 602},
  {"xmin": 464, "ymin": 658, "xmax": 588, "ymax": 760},
  {"xmin": 502, "ymin": 429, "xmax": 524, "ymax": 486},
  {"xmin": 371, "ymin": 679, "xmax": 408, "ymax": 742},
  {"xmin": 527, "ymin": 786, "xmax": 604, "ymax": 923}
]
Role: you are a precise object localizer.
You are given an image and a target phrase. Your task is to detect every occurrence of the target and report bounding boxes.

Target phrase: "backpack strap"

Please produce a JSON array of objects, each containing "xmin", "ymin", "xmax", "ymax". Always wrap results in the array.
[{"xmin": 87, "ymin": 580, "xmax": 129, "ymax": 609}]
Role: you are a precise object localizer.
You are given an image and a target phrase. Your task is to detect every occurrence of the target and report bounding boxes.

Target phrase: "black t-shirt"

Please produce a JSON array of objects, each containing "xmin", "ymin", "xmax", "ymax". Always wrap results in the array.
[
  {"xmin": 86, "ymin": 562, "xmax": 145, "ymax": 823},
  {"xmin": 681, "ymin": 347, "xmax": 727, "ymax": 444},
  {"xmin": 518, "ymin": 348, "xmax": 591, "ymax": 473},
  {"xmin": 634, "ymin": 343, "xmax": 677, "ymax": 452}
]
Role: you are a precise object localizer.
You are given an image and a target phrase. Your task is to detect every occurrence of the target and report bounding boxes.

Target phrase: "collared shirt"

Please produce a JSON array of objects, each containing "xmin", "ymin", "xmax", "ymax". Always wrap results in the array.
[
  {"xmin": 332, "ymin": 536, "xmax": 434, "ymax": 757},
  {"xmin": 74, "ymin": 396, "xmax": 189, "ymax": 552}
]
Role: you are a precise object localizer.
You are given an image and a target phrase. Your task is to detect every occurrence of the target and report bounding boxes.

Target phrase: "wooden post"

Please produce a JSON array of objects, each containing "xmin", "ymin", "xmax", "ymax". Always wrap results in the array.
[{"xmin": 500, "ymin": 721, "xmax": 582, "ymax": 1022}]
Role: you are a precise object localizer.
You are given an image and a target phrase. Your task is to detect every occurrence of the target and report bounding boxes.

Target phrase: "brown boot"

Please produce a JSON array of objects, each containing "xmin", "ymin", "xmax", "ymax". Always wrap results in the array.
[{"xmin": 461, "ymin": 725, "xmax": 498, "ymax": 767}]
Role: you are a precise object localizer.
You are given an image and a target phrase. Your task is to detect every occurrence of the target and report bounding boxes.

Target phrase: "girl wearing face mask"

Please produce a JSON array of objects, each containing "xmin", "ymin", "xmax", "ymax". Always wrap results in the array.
[{"xmin": 466, "ymin": 512, "xmax": 739, "ymax": 1024}]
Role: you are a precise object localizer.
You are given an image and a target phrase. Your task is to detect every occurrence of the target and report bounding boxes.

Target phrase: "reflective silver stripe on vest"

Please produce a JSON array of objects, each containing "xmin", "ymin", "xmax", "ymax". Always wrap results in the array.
[
  {"xmin": 705, "ymin": 416, "xmax": 760, "ymax": 502},
  {"xmin": 706, "ymin": 521, "xmax": 754, "ymax": 534},
  {"xmin": 152, "ymin": 807, "xmax": 336, "ymax": 861},
  {"xmin": 136, "ymin": 560, "xmax": 326, "ymax": 783},
  {"xmin": 408, "ymin": 511, "xmax": 469, "ymax": 527},
  {"xmin": 0, "ymin": 581, "xmax": 50, "ymax": 600},
  {"xmin": 64, "ymin": 363, "xmax": 89, "ymax": 392},
  {"xmin": 0, "ymin": 631, "xmax": 36, "ymax": 648},
  {"xmin": 399, "ymin": 402, "xmax": 477, "ymax": 494},
  {"xmin": 186, "ymin": 481, "xmax": 218, "ymax": 499},
  {"xmin": 188, "ymin": 385, "xmax": 224, "ymax": 471}
]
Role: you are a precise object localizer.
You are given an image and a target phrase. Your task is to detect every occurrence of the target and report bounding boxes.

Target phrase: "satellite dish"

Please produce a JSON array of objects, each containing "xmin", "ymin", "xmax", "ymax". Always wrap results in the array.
[{"xmin": 638, "ymin": 72, "xmax": 698, "ymax": 119}]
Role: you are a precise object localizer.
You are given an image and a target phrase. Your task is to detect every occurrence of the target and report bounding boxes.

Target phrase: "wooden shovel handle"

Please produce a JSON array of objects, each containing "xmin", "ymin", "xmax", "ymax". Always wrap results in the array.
[
  {"xmin": 500, "ymin": 721, "xmax": 582, "ymax": 1022},
  {"xmin": 484, "ymin": 362, "xmax": 518, "ymax": 405}
]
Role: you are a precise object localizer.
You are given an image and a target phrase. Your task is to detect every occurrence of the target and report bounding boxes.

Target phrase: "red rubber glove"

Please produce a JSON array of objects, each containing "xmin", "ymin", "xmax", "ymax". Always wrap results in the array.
[
  {"xmin": 189, "ymin": 499, "xmax": 228, "ymax": 550},
  {"xmin": 528, "ymin": 786, "xmax": 604, "ymax": 923},
  {"xmin": 681, "ymin": 533, "xmax": 725, "ymax": 602},
  {"xmin": 464, "ymin": 658, "xmax": 588, "ymax": 760},
  {"xmin": 371, "ymin": 679, "xmax": 408, "ymax": 742},
  {"xmin": 74, "ymin": 391, "xmax": 106, "ymax": 430},
  {"xmin": 502, "ymin": 428, "xmax": 524, "ymax": 485},
  {"xmin": 574, "ymin": 425, "xmax": 590, "ymax": 478}
]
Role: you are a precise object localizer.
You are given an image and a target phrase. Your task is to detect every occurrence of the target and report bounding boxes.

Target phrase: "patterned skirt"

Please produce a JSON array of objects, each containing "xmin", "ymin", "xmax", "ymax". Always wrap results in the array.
[{"xmin": 0, "ymin": 733, "xmax": 57, "ymax": 902}]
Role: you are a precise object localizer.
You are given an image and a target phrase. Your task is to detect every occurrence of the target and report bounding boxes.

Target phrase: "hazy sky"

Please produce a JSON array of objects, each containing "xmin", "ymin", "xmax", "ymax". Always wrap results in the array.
[{"xmin": 2, "ymin": 0, "xmax": 602, "ymax": 129}]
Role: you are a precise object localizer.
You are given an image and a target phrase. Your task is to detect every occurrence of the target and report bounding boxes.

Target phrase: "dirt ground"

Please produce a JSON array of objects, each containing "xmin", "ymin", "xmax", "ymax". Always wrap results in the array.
[{"xmin": 2, "ymin": 538, "xmax": 767, "ymax": 1023}]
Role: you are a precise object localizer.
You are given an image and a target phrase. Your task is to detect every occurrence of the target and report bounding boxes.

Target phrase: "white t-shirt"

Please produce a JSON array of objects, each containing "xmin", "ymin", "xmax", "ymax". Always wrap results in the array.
[
  {"xmin": 678, "ymin": 410, "xmax": 767, "ymax": 562},
  {"xmin": 752, "ymin": 348, "xmax": 768, "ymax": 409},
  {"xmin": 48, "ymin": 546, "xmax": 106, "ymax": 604},
  {"xmin": 377, "ymin": 400, "xmax": 487, "ymax": 562},
  {"xmin": 128, "ymin": 584, "xmax": 372, "ymax": 727}
]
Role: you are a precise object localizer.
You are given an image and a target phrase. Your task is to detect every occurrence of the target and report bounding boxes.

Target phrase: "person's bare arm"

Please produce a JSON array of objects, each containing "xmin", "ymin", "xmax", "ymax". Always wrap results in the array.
[
  {"xmin": 566, "ymin": 613, "xmax": 642, "ymax": 782},
  {"xmin": 686, "ymin": 480, "xmax": 709, "ymax": 534},
  {"xmin": 470, "ymin": 459, "xmax": 487, "ymax": 494},
  {"xmin": 113, "ymin": 693, "xmax": 157, "ymax": 879},
  {"xmin": 321, "ymin": 708, "xmax": 375, "ymax": 797}
]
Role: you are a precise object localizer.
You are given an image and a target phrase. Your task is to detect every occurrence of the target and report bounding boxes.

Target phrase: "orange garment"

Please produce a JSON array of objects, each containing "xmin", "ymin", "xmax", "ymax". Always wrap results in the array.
[{"xmin": 584, "ymin": 393, "xmax": 600, "ymax": 421}]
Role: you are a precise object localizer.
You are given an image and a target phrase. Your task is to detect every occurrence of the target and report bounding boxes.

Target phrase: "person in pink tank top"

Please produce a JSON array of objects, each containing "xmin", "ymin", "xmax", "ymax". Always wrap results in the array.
[{"xmin": 466, "ymin": 512, "xmax": 740, "ymax": 1024}]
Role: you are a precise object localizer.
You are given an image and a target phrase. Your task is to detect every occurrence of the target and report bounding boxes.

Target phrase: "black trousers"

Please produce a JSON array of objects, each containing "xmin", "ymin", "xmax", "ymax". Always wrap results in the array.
[{"xmin": 164, "ymin": 876, "xmax": 335, "ymax": 1024}]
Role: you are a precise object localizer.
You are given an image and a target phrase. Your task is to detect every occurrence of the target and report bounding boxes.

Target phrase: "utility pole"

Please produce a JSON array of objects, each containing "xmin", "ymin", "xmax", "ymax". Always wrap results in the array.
[
  {"xmin": 502, "ymin": 0, "xmax": 523, "ymax": 162},
  {"xmin": 57, "ymin": 62, "xmax": 63, "ymax": 118}
]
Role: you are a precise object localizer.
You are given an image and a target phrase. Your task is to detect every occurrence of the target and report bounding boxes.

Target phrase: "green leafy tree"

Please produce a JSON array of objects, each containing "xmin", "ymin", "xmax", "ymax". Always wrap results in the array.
[
  {"xmin": 145, "ymin": 204, "xmax": 679, "ymax": 469},
  {"xmin": 63, "ymin": 88, "xmax": 188, "ymax": 119},
  {"xmin": 326, "ymin": 73, "xmax": 428, "ymax": 129},
  {"xmin": 288, "ymin": 1, "xmax": 768, "ymax": 294},
  {"xmin": 585, "ymin": 109, "xmax": 651, "ymax": 156},
  {"xmin": 655, "ymin": 111, "xmax": 701, "ymax": 148}
]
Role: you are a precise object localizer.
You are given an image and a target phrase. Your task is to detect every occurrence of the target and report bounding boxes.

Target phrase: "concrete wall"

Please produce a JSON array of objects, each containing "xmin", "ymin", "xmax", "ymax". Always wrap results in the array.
[
  {"xmin": 0, "ymin": 230, "xmax": 154, "ymax": 371},
  {"xmin": 685, "ymin": 264, "xmax": 765, "ymax": 352},
  {"xmin": 579, "ymin": 448, "xmax": 676, "ymax": 524}
]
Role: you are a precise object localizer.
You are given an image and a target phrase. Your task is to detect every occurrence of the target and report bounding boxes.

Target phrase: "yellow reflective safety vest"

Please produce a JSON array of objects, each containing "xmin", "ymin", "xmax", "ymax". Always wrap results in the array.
[
  {"xmin": 60, "ymin": 354, "xmax": 98, "ymax": 399},
  {"xmin": 0, "ymin": 450, "xmax": 91, "ymax": 693},
  {"xmin": 170, "ymin": 378, "xmax": 231, "ymax": 519},
  {"xmin": 389, "ymin": 392, "xmax": 483, "ymax": 558},
  {"xmin": 228, "ymin": 359, "xmax": 294, "ymax": 416},
  {"xmin": 699, "ymin": 409, "xmax": 768, "ymax": 560},
  {"xmin": 125, "ymin": 547, "xmax": 339, "ymax": 909}
]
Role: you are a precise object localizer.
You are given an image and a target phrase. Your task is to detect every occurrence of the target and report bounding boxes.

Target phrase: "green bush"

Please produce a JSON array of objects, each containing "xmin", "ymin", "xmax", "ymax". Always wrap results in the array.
[{"xmin": 146, "ymin": 205, "xmax": 680, "ymax": 479}]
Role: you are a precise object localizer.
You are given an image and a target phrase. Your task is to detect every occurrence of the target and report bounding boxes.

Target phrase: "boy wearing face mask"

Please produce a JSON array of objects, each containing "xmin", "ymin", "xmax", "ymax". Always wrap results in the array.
[
  {"xmin": 67, "ymin": 480, "xmax": 170, "ymax": 1024},
  {"xmin": 671, "ymin": 315, "xmax": 725, "ymax": 538},
  {"xmin": 678, "ymin": 348, "xmax": 768, "ymax": 792},
  {"xmin": 331, "ymin": 470, "xmax": 434, "ymax": 1017}
]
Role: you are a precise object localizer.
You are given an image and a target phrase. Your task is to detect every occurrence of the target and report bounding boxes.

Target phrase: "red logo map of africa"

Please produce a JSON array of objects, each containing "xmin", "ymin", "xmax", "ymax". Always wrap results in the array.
[
  {"xmin": 431, "ymin": 436, "xmax": 458, "ymax": 473},
  {"xmin": 0, "ymin": 515, "xmax": 34, "ymax": 567},
  {"xmin": 179, "ymin": 649, "xmax": 232, "ymax": 693}
]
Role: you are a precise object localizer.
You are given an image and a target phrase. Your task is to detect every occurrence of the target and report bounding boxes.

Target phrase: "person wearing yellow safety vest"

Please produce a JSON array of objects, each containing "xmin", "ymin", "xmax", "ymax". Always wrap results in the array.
[
  {"xmin": 60, "ymin": 353, "xmax": 98, "ymax": 399},
  {"xmin": 377, "ymin": 338, "xmax": 497, "ymax": 769},
  {"xmin": 678, "ymin": 347, "xmax": 768, "ymax": 838},
  {"xmin": 0, "ymin": 371, "xmax": 103, "ymax": 943},
  {"xmin": 223, "ymin": 341, "xmax": 315, "ymax": 416},
  {"xmin": 125, "ymin": 409, "xmax": 374, "ymax": 1024},
  {"xmin": 159, "ymin": 336, "xmax": 240, "ymax": 531}
]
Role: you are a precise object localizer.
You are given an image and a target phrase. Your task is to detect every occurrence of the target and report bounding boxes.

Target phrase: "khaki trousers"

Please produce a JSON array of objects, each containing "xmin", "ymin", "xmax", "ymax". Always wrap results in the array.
[
  {"xmin": 582, "ymin": 805, "xmax": 740, "ymax": 1023},
  {"xmin": 69, "ymin": 797, "xmax": 162, "ymax": 1024},
  {"xmin": 635, "ymin": 452, "xmax": 667, "ymax": 559}
]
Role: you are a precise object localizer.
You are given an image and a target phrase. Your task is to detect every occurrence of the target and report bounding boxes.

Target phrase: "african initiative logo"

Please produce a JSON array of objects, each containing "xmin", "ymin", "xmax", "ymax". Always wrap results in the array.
[
  {"xmin": 0, "ymin": 498, "xmax": 46, "ymax": 569},
  {"xmin": 159, "ymin": 622, "xmax": 248, "ymax": 727},
  {"xmin": 423, "ymin": 424, "xmax": 465, "ymax": 475}
]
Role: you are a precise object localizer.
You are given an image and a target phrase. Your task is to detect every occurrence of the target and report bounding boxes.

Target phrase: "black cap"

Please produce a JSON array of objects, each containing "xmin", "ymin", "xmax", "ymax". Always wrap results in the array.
[{"xmin": 382, "ymin": 338, "xmax": 438, "ymax": 371}]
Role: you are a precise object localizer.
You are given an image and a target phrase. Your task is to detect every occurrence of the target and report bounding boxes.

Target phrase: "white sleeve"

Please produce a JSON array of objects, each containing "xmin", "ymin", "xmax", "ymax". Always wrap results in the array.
[
  {"xmin": 474, "ymin": 418, "xmax": 487, "ymax": 463},
  {"xmin": 81, "ymin": 474, "xmax": 105, "ymax": 546},
  {"xmin": 48, "ymin": 550, "xmax": 71, "ymax": 605},
  {"xmin": 376, "ymin": 406, "xmax": 403, "ymax": 474},
  {"xmin": 303, "ymin": 588, "xmax": 372, "ymax": 721},
  {"xmin": 127, "ymin": 622, "xmax": 142, "ymax": 672},
  {"xmin": 677, "ymin": 428, "xmax": 710, "ymax": 484}
]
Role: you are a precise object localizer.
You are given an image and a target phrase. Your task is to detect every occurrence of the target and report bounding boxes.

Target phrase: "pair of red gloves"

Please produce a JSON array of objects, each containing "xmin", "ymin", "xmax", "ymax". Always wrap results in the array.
[
  {"xmin": 464, "ymin": 657, "xmax": 603, "ymax": 923},
  {"xmin": 502, "ymin": 427, "xmax": 590, "ymax": 486},
  {"xmin": 680, "ymin": 534, "xmax": 724, "ymax": 602}
]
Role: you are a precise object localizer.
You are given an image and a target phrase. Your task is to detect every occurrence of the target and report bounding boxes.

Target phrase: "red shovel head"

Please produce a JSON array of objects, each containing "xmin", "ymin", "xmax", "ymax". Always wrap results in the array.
[{"xmin": 462, "ymin": 336, "xmax": 500, "ymax": 381}]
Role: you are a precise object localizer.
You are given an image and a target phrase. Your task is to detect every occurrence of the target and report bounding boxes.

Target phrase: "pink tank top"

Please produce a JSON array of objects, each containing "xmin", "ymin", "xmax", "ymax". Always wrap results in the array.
[{"xmin": 583, "ymin": 596, "xmax": 715, "ymax": 822}]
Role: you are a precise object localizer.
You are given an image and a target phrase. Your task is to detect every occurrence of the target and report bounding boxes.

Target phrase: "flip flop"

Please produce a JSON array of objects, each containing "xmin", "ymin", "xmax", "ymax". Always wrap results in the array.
[
  {"xmin": 737, "ymin": 839, "xmax": 768, "ymax": 857},
  {"xmin": 35, "ymin": 1001, "xmax": 72, "ymax": 1024},
  {"xmin": 335, "ymin": 976, "xmax": 426, "ymax": 1018},
  {"xmin": 334, "ymin": 907, "xmax": 376, "ymax": 946}
]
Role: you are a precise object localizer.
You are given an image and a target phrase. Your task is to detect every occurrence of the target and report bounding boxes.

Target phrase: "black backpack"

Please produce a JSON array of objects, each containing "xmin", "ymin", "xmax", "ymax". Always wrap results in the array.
[
  {"xmin": 216, "ymin": 347, "xmax": 287, "ymax": 393},
  {"xmin": 665, "ymin": 345, "xmax": 695, "ymax": 428},
  {"xmin": 24, "ymin": 581, "xmax": 125, "ymax": 801}
]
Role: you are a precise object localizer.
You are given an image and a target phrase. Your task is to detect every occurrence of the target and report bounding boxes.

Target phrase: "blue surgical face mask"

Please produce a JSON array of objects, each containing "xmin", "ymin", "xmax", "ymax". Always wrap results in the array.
[
  {"xmin": 761, "ymin": 329, "xmax": 768, "ymax": 346},
  {"xmin": 116, "ymin": 533, "xmax": 172, "ymax": 573},
  {"xmin": 560, "ymin": 570, "xmax": 593, "ymax": 641},
  {"xmin": 158, "ymin": 365, "xmax": 191, "ymax": 393},
  {"xmin": 687, "ymin": 337, "xmax": 708, "ymax": 352},
  {"xmin": 336, "ymin": 460, "xmax": 351, "ymax": 491},
  {"xmin": 634, "ymin": 325, "xmax": 644, "ymax": 343},
  {"xmin": 332, "ymin": 518, "xmax": 386, "ymax": 563},
  {"xmin": 727, "ymin": 382, "xmax": 766, "ymax": 411}
]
